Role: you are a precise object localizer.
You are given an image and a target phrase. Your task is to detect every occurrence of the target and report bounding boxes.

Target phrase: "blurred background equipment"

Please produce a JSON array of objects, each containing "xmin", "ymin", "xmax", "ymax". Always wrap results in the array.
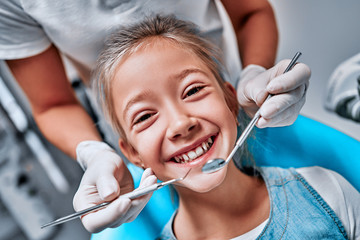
[
  {"xmin": 0, "ymin": 61, "xmax": 90, "ymax": 240},
  {"xmin": 324, "ymin": 53, "xmax": 360, "ymax": 122},
  {"xmin": 270, "ymin": 0, "xmax": 360, "ymax": 141}
]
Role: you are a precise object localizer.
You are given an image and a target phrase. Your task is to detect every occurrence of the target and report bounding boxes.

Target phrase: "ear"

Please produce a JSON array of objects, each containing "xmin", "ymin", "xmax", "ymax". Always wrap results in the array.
[
  {"xmin": 118, "ymin": 138, "xmax": 144, "ymax": 168},
  {"xmin": 223, "ymin": 81, "xmax": 240, "ymax": 121},
  {"xmin": 224, "ymin": 82, "xmax": 236, "ymax": 96}
]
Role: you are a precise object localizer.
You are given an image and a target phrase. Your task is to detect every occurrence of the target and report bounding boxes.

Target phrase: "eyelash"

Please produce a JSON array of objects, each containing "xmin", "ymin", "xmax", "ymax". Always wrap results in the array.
[
  {"xmin": 184, "ymin": 85, "xmax": 204, "ymax": 98},
  {"xmin": 134, "ymin": 113, "xmax": 153, "ymax": 125},
  {"xmin": 132, "ymin": 85, "xmax": 205, "ymax": 126}
]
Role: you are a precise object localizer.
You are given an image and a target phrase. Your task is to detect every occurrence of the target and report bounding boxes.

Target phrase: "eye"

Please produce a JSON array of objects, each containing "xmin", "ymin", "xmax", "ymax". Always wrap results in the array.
[
  {"xmin": 184, "ymin": 85, "xmax": 204, "ymax": 98},
  {"xmin": 134, "ymin": 113, "xmax": 153, "ymax": 125}
]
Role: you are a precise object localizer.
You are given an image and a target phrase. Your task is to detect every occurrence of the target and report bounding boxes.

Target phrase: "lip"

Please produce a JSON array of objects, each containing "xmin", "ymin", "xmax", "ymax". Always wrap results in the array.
[{"xmin": 166, "ymin": 133, "xmax": 218, "ymax": 168}]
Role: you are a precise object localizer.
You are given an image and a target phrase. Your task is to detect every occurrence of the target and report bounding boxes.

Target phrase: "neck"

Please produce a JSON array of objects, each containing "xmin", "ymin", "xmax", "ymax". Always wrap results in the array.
[{"xmin": 173, "ymin": 162, "xmax": 269, "ymax": 240}]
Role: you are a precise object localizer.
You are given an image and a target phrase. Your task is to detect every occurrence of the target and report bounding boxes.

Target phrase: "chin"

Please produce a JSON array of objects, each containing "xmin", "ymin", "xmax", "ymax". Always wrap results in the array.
[{"xmin": 182, "ymin": 167, "xmax": 227, "ymax": 193}]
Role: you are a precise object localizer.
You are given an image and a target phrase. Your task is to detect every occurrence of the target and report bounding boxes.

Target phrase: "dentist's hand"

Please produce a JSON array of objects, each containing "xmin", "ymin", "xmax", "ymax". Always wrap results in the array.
[
  {"xmin": 73, "ymin": 141, "xmax": 157, "ymax": 233},
  {"xmin": 237, "ymin": 60, "xmax": 311, "ymax": 128}
]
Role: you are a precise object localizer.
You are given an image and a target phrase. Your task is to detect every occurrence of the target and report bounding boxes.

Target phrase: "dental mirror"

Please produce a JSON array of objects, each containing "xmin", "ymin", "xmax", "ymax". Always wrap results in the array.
[{"xmin": 202, "ymin": 52, "xmax": 302, "ymax": 174}]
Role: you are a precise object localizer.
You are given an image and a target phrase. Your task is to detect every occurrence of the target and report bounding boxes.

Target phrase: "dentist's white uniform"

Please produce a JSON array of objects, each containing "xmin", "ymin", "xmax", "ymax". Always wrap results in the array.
[
  {"xmin": 0, "ymin": 0, "xmax": 240, "ymax": 148},
  {"xmin": 0, "ymin": 0, "xmax": 240, "ymax": 84}
]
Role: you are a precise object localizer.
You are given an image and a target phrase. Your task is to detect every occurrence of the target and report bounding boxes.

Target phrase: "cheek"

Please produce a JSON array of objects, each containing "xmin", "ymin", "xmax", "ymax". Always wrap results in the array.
[
  {"xmin": 131, "ymin": 129, "xmax": 163, "ymax": 167},
  {"xmin": 197, "ymin": 94, "xmax": 237, "ymax": 129},
  {"xmin": 198, "ymin": 95, "xmax": 238, "ymax": 151}
]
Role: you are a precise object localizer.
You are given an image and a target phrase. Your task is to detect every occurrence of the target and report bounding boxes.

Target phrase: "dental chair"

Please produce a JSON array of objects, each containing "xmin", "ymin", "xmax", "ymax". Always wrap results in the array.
[{"xmin": 91, "ymin": 115, "xmax": 360, "ymax": 240}]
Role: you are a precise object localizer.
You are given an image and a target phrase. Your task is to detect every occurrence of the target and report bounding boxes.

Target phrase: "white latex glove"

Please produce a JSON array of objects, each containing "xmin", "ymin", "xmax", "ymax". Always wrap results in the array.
[
  {"xmin": 73, "ymin": 141, "xmax": 157, "ymax": 233},
  {"xmin": 237, "ymin": 61, "xmax": 311, "ymax": 128}
]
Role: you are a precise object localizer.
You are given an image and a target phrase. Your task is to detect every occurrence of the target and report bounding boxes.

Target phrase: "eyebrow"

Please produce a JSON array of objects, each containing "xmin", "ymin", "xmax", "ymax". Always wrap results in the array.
[
  {"xmin": 122, "ymin": 68, "xmax": 209, "ymax": 121},
  {"xmin": 170, "ymin": 68, "xmax": 209, "ymax": 82},
  {"xmin": 123, "ymin": 90, "xmax": 154, "ymax": 122}
]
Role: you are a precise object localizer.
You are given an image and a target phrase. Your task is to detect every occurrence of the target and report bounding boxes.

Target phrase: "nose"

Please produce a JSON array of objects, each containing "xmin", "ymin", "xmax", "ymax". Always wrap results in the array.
[{"xmin": 166, "ymin": 109, "xmax": 198, "ymax": 141}]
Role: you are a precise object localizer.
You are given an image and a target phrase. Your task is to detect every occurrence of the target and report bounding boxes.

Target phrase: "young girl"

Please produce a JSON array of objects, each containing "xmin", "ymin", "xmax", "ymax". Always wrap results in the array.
[{"xmin": 93, "ymin": 15, "xmax": 360, "ymax": 239}]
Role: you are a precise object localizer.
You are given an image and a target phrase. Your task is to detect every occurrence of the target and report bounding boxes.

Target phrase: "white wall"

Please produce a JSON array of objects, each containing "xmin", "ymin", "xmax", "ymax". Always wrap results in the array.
[{"xmin": 269, "ymin": 0, "xmax": 360, "ymax": 141}]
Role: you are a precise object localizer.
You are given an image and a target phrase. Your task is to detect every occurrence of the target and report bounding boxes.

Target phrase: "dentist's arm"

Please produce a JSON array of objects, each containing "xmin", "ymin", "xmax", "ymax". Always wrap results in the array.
[
  {"xmin": 222, "ymin": 0, "xmax": 311, "ymax": 127},
  {"xmin": 221, "ymin": 0, "xmax": 278, "ymax": 69},
  {"xmin": 6, "ymin": 45, "xmax": 101, "ymax": 157},
  {"xmin": 6, "ymin": 44, "xmax": 137, "ymax": 232}
]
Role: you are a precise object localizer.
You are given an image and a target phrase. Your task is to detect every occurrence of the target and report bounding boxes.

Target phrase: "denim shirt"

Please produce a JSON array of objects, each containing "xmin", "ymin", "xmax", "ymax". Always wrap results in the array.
[{"xmin": 158, "ymin": 167, "xmax": 348, "ymax": 239}]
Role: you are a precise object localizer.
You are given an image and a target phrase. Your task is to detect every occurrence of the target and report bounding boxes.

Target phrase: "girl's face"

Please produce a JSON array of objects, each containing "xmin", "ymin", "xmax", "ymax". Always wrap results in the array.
[{"xmin": 113, "ymin": 40, "xmax": 238, "ymax": 192}]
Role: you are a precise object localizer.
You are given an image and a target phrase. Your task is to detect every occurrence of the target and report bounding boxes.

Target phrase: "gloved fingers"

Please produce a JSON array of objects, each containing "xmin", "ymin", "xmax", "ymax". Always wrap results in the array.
[
  {"xmin": 258, "ymin": 91, "xmax": 306, "ymax": 128},
  {"xmin": 96, "ymin": 174, "xmax": 120, "ymax": 201},
  {"xmin": 78, "ymin": 170, "xmax": 157, "ymax": 232},
  {"xmin": 120, "ymin": 169, "xmax": 157, "ymax": 223},
  {"xmin": 107, "ymin": 171, "xmax": 157, "ymax": 226},
  {"xmin": 260, "ymin": 84, "xmax": 306, "ymax": 119},
  {"xmin": 73, "ymin": 185, "xmax": 103, "ymax": 212},
  {"xmin": 139, "ymin": 168, "xmax": 156, "ymax": 184},
  {"xmin": 237, "ymin": 73, "xmax": 269, "ymax": 119},
  {"xmin": 80, "ymin": 197, "xmax": 132, "ymax": 233},
  {"xmin": 240, "ymin": 64, "xmax": 267, "ymax": 82},
  {"xmin": 109, "ymin": 190, "xmax": 155, "ymax": 227},
  {"xmin": 136, "ymin": 168, "xmax": 157, "ymax": 192},
  {"xmin": 122, "ymin": 184, "xmax": 156, "ymax": 223},
  {"xmin": 237, "ymin": 71, "xmax": 270, "ymax": 105},
  {"xmin": 121, "ymin": 196, "xmax": 152, "ymax": 223},
  {"xmin": 99, "ymin": 197, "xmax": 149, "ymax": 230},
  {"xmin": 267, "ymin": 62, "xmax": 311, "ymax": 95},
  {"xmin": 258, "ymin": 112, "xmax": 296, "ymax": 128},
  {"xmin": 76, "ymin": 141, "xmax": 123, "ymax": 170},
  {"xmin": 105, "ymin": 194, "xmax": 151, "ymax": 228}
]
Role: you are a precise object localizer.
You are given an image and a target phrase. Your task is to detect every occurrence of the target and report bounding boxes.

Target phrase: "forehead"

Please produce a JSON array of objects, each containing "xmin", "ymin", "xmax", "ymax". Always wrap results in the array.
[{"xmin": 112, "ymin": 38, "xmax": 213, "ymax": 88}]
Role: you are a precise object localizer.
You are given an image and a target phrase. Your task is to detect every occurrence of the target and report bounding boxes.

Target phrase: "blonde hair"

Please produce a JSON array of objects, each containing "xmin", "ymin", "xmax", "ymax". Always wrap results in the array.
[{"xmin": 93, "ymin": 14, "xmax": 241, "ymax": 142}]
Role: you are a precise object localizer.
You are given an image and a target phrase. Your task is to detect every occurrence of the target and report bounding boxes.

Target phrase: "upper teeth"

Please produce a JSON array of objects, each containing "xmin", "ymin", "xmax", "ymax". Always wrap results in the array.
[{"xmin": 173, "ymin": 137, "xmax": 213, "ymax": 163}]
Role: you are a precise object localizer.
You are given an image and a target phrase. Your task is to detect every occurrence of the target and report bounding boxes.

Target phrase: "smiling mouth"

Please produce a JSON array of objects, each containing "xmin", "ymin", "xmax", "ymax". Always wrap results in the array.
[{"xmin": 170, "ymin": 136, "xmax": 215, "ymax": 164}]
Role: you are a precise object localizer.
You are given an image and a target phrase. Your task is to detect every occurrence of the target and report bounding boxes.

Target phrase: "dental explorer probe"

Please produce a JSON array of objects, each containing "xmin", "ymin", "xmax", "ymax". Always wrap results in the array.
[
  {"xmin": 41, "ymin": 169, "xmax": 191, "ymax": 229},
  {"xmin": 202, "ymin": 52, "xmax": 302, "ymax": 174}
]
